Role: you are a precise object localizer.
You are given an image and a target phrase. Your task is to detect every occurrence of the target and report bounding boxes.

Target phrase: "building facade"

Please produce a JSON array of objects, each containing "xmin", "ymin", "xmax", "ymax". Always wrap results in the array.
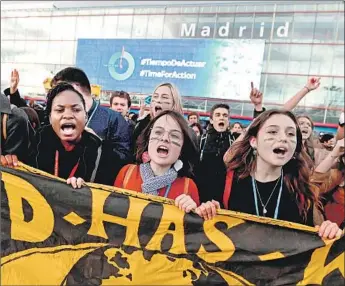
[{"xmin": 1, "ymin": 1, "xmax": 344, "ymax": 124}]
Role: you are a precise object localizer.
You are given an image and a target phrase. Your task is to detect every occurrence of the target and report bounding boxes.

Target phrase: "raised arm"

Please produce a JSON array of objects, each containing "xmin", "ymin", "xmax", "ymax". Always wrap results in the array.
[
  {"xmin": 249, "ymin": 81, "xmax": 266, "ymax": 118},
  {"xmin": 283, "ymin": 77, "xmax": 320, "ymax": 111},
  {"xmin": 315, "ymin": 139, "xmax": 344, "ymax": 173},
  {"xmin": 3, "ymin": 69, "xmax": 27, "ymax": 108}
]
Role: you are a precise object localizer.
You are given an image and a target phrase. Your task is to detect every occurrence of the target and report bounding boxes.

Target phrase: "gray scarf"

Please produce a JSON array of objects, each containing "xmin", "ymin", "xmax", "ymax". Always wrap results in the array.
[{"xmin": 140, "ymin": 162, "xmax": 178, "ymax": 196}]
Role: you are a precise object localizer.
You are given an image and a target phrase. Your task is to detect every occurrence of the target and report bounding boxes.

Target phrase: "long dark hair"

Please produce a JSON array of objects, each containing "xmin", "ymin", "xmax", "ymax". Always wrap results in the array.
[
  {"xmin": 225, "ymin": 109, "xmax": 319, "ymax": 220},
  {"xmin": 136, "ymin": 110, "xmax": 198, "ymax": 178},
  {"xmin": 297, "ymin": 115, "xmax": 315, "ymax": 163}
]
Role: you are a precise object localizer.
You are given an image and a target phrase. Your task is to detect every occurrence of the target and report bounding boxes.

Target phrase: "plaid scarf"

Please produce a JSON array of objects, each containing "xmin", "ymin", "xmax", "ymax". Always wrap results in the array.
[{"xmin": 140, "ymin": 162, "xmax": 178, "ymax": 196}]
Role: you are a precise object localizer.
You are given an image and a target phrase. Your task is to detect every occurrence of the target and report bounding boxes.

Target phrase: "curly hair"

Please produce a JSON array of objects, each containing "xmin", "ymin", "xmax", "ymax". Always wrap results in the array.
[
  {"xmin": 225, "ymin": 109, "xmax": 319, "ymax": 221},
  {"xmin": 45, "ymin": 82, "xmax": 86, "ymax": 117},
  {"xmin": 136, "ymin": 110, "xmax": 198, "ymax": 178}
]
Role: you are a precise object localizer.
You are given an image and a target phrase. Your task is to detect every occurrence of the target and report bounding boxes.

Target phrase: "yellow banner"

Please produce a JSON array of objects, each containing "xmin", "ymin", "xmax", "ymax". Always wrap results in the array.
[{"xmin": 1, "ymin": 164, "xmax": 344, "ymax": 285}]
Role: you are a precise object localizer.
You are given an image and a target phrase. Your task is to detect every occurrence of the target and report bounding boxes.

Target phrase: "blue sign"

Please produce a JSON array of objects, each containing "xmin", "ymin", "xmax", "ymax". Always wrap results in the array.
[{"xmin": 76, "ymin": 39, "xmax": 265, "ymax": 99}]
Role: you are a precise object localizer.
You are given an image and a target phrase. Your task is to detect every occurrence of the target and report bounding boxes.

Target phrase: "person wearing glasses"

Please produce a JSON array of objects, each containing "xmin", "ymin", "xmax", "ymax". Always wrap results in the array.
[
  {"xmin": 115, "ymin": 110, "xmax": 200, "ymax": 213},
  {"xmin": 132, "ymin": 82, "xmax": 198, "ymax": 161}
]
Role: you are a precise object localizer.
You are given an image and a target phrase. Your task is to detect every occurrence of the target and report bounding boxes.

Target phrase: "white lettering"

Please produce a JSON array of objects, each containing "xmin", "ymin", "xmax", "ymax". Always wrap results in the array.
[
  {"xmin": 218, "ymin": 22, "xmax": 230, "ymax": 37},
  {"xmin": 277, "ymin": 22, "xmax": 289, "ymax": 38},
  {"xmin": 201, "ymin": 26, "xmax": 211, "ymax": 37},
  {"xmin": 239, "ymin": 26, "xmax": 247, "ymax": 37},
  {"xmin": 181, "ymin": 23, "xmax": 196, "ymax": 37},
  {"xmin": 260, "ymin": 22, "xmax": 265, "ymax": 37},
  {"xmin": 180, "ymin": 21, "xmax": 291, "ymax": 38}
]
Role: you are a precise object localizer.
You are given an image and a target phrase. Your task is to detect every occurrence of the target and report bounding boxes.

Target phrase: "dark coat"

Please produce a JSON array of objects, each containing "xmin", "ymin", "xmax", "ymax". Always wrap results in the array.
[
  {"xmin": 195, "ymin": 127, "xmax": 238, "ymax": 204},
  {"xmin": 1, "ymin": 93, "xmax": 34, "ymax": 164},
  {"xmin": 87, "ymin": 100, "xmax": 132, "ymax": 163},
  {"xmin": 29, "ymin": 125, "xmax": 125, "ymax": 185}
]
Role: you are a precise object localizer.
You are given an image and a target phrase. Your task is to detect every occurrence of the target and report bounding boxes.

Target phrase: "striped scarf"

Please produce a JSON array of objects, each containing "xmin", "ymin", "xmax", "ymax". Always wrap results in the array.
[{"xmin": 140, "ymin": 162, "xmax": 177, "ymax": 196}]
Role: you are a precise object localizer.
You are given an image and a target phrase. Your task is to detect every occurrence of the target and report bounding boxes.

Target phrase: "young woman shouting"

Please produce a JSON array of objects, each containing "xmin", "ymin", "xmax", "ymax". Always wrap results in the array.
[
  {"xmin": 196, "ymin": 109, "xmax": 342, "ymax": 240},
  {"xmin": 115, "ymin": 110, "xmax": 200, "ymax": 213}
]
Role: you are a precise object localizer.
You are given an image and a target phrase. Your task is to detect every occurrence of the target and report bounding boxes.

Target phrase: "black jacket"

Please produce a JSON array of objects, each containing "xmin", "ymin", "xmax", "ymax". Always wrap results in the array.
[
  {"xmin": 4, "ymin": 88, "xmax": 27, "ymax": 108},
  {"xmin": 195, "ymin": 127, "xmax": 239, "ymax": 204},
  {"xmin": 1, "ymin": 94, "xmax": 35, "ymax": 164},
  {"xmin": 29, "ymin": 125, "xmax": 125, "ymax": 185},
  {"xmin": 4, "ymin": 88, "xmax": 46, "ymax": 124}
]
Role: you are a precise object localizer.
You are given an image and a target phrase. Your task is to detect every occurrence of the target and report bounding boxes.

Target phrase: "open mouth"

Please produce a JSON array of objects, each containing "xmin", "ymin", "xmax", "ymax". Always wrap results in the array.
[
  {"xmin": 273, "ymin": 147, "xmax": 287, "ymax": 156},
  {"xmin": 157, "ymin": 145, "xmax": 169, "ymax": 156},
  {"xmin": 301, "ymin": 130, "xmax": 309, "ymax": 135},
  {"xmin": 61, "ymin": 123, "xmax": 76, "ymax": 135},
  {"xmin": 218, "ymin": 122, "xmax": 225, "ymax": 128},
  {"xmin": 155, "ymin": 106, "xmax": 163, "ymax": 113}
]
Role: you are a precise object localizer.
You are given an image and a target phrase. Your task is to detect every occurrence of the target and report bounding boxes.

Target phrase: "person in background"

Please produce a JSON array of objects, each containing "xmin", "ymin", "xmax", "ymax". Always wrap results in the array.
[
  {"xmin": 336, "ymin": 111, "xmax": 344, "ymax": 141},
  {"xmin": 296, "ymin": 115, "xmax": 316, "ymax": 164},
  {"xmin": 109, "ymin": 90, "xmax": 136, "ymax": 132},
  {"xmin": 319, "ymin": 133, "xmax": 335, "ymax": 150},
  {"xmin": 311, "ymin": 139, "xmax": 344, "ymax": 228},
  {"xmin": 20, "ymin": 107, "xmax": 41, "ymax": 131},
  {"xmin": 4, "ymin": 70, "xmax": 47, "ymax": 125},
  {"xmin": 248, "ymin": 78, "xmax": 321, "ymax": 165},
  {"xmin": 230, "ymin": 122, "xmax": 243, "ymax": 134},
  {"xmin": 133, "ymin": 83, "xmax": 184, "ymax": 145},
  {"xmin": 196, "ymin": 109, "xmax": 342, "ymax": 240},
  {"xmin": 3, "ymin": 69, "xmax": 27, "ymax": 108},
  {"xmin": 188, "ymin": 112, "xmax": 200, "ymax": 125},
  {"xmin": 190, "ymin": 122, "xmax": 203, "ymax": 138},
  {"xmin": 0, "ymin": 93, "xmax": 34, "ymax": 166},
  {"xmin": 128, "ymin": 112, "xmax": 138, "ymax": 124},
  {"xmin": 110, "ymin": 90, "xmax": 131, "ymax": 119},
  {"xmin": 51, "ymin": 67, "xmax": 132, "ymax": 162},
  {"xmin": 132, "ymin": 83, "xmax": 198, "ymax": 159},
  {"xmin": 20, "ymin": 82, "xmax": 124, "ymax": 187},
  {"xmin": 195, "ymin": 103, "xmax": 239, "ymax": 204},
  {"xmin": 115, "ymin": 110, "xmax": 200, "ymax": 213}
]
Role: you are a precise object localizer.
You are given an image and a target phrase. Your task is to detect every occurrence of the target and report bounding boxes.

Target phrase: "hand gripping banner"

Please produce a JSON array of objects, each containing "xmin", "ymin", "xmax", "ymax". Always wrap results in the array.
[{"xmin": 1, "ymin": 164, "xmax": 344, "ymax": 285}]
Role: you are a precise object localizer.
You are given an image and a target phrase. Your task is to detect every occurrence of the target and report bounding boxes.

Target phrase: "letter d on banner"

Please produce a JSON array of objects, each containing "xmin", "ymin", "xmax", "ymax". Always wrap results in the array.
[{"xmin": 2, "ymin": 173, "xmax": 54, "ymax": 242}]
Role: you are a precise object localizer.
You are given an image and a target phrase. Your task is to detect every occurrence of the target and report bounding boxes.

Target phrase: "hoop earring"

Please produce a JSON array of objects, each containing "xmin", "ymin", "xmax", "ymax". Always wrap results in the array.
[{"xmin": 252, "ymin": 147, "xmax": 257, "ymax": 157}]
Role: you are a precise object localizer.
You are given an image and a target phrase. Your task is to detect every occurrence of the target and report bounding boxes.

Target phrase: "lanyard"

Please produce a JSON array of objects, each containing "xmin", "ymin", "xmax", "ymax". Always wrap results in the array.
[
  {"xmin": 163, "ymin": 184, "xmax": 172, "ymax": 198},
  {"xmin": 251, "ymin": 170, "xmax": 284, "ymax": 219},
  {"xmin": 86, "ymin": 101, "xmax": 99, "ymax": 127},
  {"xmin": 54, "ymin": 150, "xmax": 80, "ymax": 178}
]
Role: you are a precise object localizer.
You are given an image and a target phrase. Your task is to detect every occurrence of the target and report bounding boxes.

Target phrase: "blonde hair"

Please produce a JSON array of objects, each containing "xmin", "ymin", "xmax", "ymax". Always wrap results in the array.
[{"xmin": 151, "ymin": 83, "xmax": 183, "ymax": 116}]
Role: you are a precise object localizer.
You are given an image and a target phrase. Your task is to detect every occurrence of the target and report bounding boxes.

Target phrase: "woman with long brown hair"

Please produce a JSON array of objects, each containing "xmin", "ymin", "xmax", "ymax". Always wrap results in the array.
[
  {"xmin": 115, "ymin": 110, "xmax": 200, "ymax": 213},
  {"xmin": 196, "ymin": 109, "xmax": 342, "ymax": 239}
]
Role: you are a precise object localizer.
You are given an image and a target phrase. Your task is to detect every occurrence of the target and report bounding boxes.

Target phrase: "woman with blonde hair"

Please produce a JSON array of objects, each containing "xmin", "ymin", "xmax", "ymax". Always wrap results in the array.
[
  {"xmin": 133, "ymin": 83, "xmax": 196, "ymax": 160},
  {"xmin": 133, "ymin": 83, "xmax": 183, "ymax": 141}
]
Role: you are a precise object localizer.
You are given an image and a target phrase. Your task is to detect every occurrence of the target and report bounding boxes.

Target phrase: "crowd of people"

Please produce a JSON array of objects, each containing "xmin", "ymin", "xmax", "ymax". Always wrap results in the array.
[{"xmin": 1, "ymin": 67, "xmax": 344, "ymax": 240}]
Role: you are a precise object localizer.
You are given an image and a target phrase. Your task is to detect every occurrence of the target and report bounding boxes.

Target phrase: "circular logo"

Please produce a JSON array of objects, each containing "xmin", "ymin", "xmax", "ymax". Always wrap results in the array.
[{"xmin": 108, "ymin": 51, "xmax": 135, "ymax": 81}]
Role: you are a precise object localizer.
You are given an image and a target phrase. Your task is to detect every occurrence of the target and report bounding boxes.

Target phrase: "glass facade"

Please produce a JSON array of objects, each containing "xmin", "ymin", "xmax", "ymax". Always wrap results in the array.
[{"xmin": 1, "ymin": 1, "xmax": 344, "ymax": 123}]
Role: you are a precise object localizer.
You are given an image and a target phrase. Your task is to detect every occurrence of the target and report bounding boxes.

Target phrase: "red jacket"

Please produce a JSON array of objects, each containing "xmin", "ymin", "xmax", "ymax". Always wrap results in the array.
[{"xmin": 114, "ymin": 164, "xmax": 200, "ymax": 206}]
